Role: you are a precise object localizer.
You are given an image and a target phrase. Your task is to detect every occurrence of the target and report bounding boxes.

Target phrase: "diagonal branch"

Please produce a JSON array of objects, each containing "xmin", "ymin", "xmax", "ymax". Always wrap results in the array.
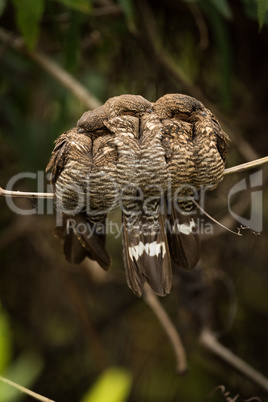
[
  {"xmin": 223, "ymin": 155, "xmax": 268, "ymax": 176},
  {"xmin": 136, "ymin": 0, "xmax": 259, "ymax": 162},
  {"xmin": 0, "ymin": 187, "xmax": 54, "ymax": 199},
  {"xmin": 0, "ymin": 375, "xmax": 55, "ymax": 402},
  {"xmin": 200, "ymin": 328, "xmax": 268, "ymax": 392},
  {"xmin": 1, "ymin": 156, "xmax": 267, "ymax": 200},
  {"xmin": 143, "ymin": 283, "xmax": 188, "ymax": 374},
  {"xmin": 0, "ymin": 28, "xmax": 101, "ymax": 110}
]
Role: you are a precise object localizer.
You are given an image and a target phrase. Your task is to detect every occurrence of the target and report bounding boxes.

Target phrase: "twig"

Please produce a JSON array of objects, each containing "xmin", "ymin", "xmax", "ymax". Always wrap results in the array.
[
  {"xmin": 0, "ymin": 28, "xmax": 101, "ymax": 110},
  {"xmin": 136, "ymin": 0, "xmax": 259, "ymax": 162},
  {"xmin": 92, "ymin": 4, "xmax": 122, "ymax": 17},
  {"xmin": 142, "ymin": 283, "xmax": 187, "ymax": 374},
  {"xmin": 0, "ymin": 155, "xmax": 267, "ymax": 200},
  {"xmin": 0, "ymin": 187, "xmax": 54, "ymax": 199},
  {"xmin": 192, "ymin": 199, "xmax": 242, "ymax": 236},
  {"xmin": 0, "ymin": 375, "xmax": 55, "ymax": 402},
  {"xmin": 187, "ymin": 2, "xmax": 209, "ymax": 50},
  {"xmin": 0, "ymin": 25, "xmax": 260, "ymax": 162},
  {"xmin": 223, "ymin": 155, "xmax": 268, "ymax": 176},
  {"xmin": 200, "ymin": 328, "xmax": 268, "ymax": 392}
]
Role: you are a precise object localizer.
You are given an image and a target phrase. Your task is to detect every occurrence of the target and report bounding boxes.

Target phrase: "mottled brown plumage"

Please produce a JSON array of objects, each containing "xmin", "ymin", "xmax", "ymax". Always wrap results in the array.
[
  {"xmin": 118, "ymin": 112, "xmax": 172, "ymax": 296},
  {"xmin": 103, "ymin": 112, "xmax": 172, "ymax": 296},
  {"xmin": 153, "ymin": 93, "xmax": 229, "ymax": 271},
  {"xmin": 46, "ymin": 127, "xmax": 118, "ymax": 269},
  {"xmin": 154, "ymin": 93, "xmax": 229, "ymax": 192},
  {"xmin": 47, "ymin": 93, "xmax": 229, "ymax": 297},
  {"xmin": 77, "ymin": 94, "xmax": 152, "ymax": 132}
]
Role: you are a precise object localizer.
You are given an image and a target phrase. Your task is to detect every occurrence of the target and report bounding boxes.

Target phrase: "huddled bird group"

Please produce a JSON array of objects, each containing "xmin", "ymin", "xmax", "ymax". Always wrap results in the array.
[{"xmin": 46, "ymin": 93, "xmax": 229, "ymax": 297}]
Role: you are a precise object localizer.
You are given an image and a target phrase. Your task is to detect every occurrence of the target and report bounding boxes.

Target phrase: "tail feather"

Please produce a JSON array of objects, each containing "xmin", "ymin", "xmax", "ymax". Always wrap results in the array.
[
  {"xmin": 166, "ymin": 203, "xmax": 200, "ymax": 270},
  {"xmin": 122, "ymin": 213, "xmax": 172, "ymax": 297},
  {"xmin": 56, "ymin": 213, "xmax": 111, "ymax": 270}
]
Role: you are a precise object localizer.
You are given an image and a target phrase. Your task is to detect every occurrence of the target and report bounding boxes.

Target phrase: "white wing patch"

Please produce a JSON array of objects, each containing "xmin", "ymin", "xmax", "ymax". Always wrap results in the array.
[
  {"xmin": 129, "ymin": 241, "xmax": 166, "ymax": 261},
  {"xmin": 177, "ymin": 218, "xmax": 195, "ymax": 235}
]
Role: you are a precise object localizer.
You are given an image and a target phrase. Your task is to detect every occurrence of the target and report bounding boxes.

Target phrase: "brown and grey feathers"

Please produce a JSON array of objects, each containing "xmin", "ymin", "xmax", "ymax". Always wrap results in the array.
[
  {"xmin": 46, "ymin": 127, "xmax": 115, "ymax": 270},
  {"xmin": 46, "ymin": 93, "xmax": 229, "ymax": 297},
  {"xmin": 77, "ymin": 94, "xmax": 152, "ymax": 132}
]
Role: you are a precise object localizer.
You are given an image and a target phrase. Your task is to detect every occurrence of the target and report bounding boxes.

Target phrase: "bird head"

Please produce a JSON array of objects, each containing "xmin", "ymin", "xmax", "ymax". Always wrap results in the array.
[
  {"xmin": 77, "ymin": 94, "xmax": 152, "ymax": 134},
  {"xmin": 153, "ymin": 93, "xmax": 207, "ymax": 122},
  {"xmin": 106, "ymin": 94, "xmax": 153, "ymax": 118}
]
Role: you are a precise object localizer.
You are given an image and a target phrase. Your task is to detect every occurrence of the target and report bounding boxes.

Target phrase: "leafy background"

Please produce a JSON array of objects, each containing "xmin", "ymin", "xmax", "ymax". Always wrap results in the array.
[{"xmin": 0, "ymin": 0, "xmax": 268, "ymax": 401}]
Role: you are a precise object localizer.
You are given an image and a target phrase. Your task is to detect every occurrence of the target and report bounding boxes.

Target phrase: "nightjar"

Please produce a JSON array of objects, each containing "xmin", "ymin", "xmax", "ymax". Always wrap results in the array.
[
  {"xmin": 154, "ymin": 93, "xmax": 229, "ymax": 272},
  {"xmin": 47, "ymin": 93, "xmax": 229, "ymax": 297}
]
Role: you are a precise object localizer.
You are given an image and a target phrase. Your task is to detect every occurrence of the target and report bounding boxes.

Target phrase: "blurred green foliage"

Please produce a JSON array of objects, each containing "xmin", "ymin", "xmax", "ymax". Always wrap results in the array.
[
  {"xmin": 0, "ymin": 306, "xmax": 12, "ymax": 373},
  {"xmin": 0, "ymin": 307, "xmax": 44, "ymax": 401},
  {"xmin": 1, "ymin": 0, "xmax": 268, "ymax": 401},
  {"xmin": 81, "ymin": 367, "xmax": 132, "ymax": 402},
  {"xmin": 11, "ymin": 0, "xmax": 45, "ymax": 50},
  {"xmin": 256, "ymin": 0, "xmax": 268, "ymax": 29}
]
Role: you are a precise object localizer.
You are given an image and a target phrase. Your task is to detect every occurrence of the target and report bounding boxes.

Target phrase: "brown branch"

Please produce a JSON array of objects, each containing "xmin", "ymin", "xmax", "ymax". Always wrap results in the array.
[
  {"xmin": 0, "ymin": 28, "xmax": 102, "ymax": 110},
  {"xmin": 192, "ymin": 199, "xmax": 242, "ymax": 236},
  {"xmin": 136, "ymin": 0, "xmax": 259, "ymax": 162},
  {"xmin": 200, "ymin": 328, "xmax": 268, "ymax": 392},
  {"xmin": 187, "ymin": 2, "xmax": 209, "ymax": 50},
  {"xmin": 0, "ymin": 375, "xmax": 55, "ymax": 402},
  {"xmin": 202, "ymin": 155, "xmax": 268, "ymax": 238},
  {"xmin": 223, "ymin": 155, "xmax": 268, "ymax": 176},
  {"xmin": 1, "ymin": 156, "xmax": 267, "ymax": 201},
  {"xmin": 0, "ymin": 187, "xmax": 54, "ymax": 199},
  {"xmin": 142, "ymin": 283, "xmax": 188, "ymax": 374}
]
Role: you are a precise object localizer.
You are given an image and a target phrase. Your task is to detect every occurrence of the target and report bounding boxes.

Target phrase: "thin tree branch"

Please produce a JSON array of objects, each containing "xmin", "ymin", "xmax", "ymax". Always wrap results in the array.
[
  {"xmin": 136, "ymin": 0, "xmax": 259, "ymax": 162},
  {"xmin": 187, "ymin": 2, "xmax": 209, "ymax": 50},
  {"xmin": 142, "ymin": 283, "xmax": 188, "ymax": 374},
  {"xmin": 0, "ymin": 187, "xmax": 54, "ymax": 199},
  {"xmin": 1, "ymin": 156, "xmax": 267, "ymax": 200},
  {"xmin": 0, "ymin": 25, "xmax": 261, "ymax": 162},
  {"xmin": 0, "ymin": 28, "xmax": 102, "ymax": 110},
  {"xmin": 223, "ymin": 155, "xmax": 268, "ymax": 176},
  {"xmin": 192, "ymin": 199, "xmax": 242, "ymax": 236},
  {"xmin": 0, "ymin": 375, "xmax": 55, "ymax": 402},
  {"xmin": 200, "ymin": 328, "xmax": 268, "ymax": 392}
]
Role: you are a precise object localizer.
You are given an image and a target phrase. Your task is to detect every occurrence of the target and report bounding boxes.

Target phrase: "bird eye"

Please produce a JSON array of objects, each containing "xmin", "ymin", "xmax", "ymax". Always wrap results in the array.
[{"xmin": 78, "ymin": 128, "xmax": 86, "ymax": 134}]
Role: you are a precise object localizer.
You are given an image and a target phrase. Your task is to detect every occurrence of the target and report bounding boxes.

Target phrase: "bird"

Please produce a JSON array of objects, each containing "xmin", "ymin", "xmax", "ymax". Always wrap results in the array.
[
  {"xmin": 79, "ymin": 100, "xmax": 172, "ymax": 296},
  {"xmin": 107, "ymin": 112, "xmax": 172, "ymax": 297},
  {"xmin": 153, "ymin": 93, "xmax": 229, "ymax": 271},
  {"xmin": 77, "ymin": 94, "xmax": 173, "ymax": 296},
  {"xmin": 77, "ymin": 94, "xmax": 152, "ymax": 132},
  {"xmin": 47, "ymin": 93, "xmax": 229, "ymax": 297},
  {"xmin": 46, "ymin": 127, "xmax": 118, "ymax": 270},
  {"xmin": 47, "ymin": 95, "xmax": 153, "ymax": 271}
]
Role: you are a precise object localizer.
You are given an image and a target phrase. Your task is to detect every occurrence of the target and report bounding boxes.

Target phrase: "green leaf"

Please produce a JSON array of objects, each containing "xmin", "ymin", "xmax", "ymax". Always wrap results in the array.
[
  {"xmin": 0, "ymin": 310, "xmax": 12, "ymax": 373},
  {"xmin": 118, "ymin": 0, "xmax": 133, "ymax": 19},
  {"xmin": 55, "ymin": 0, "xmax": 92, "ymax": 14},
  {"xmin": 11, "ymin": 0, "xmax": 45, "ymax": 50},
  {"xmin": 64, "ymin": 11, "xmax": 82, "ymax": 73},
  {"xmin": 0, "ymin": 0, "xmax": 7, "ymax": 18},
  {"xmin": 256, "ymin": 0, "xmax": 268, "ymax": 30},
  {"xmin": 117, "ymin": 0, "xmax": 136, "ymax": 32},
  {"xmin": 81, "ymin": 367, "xmax": 132, "ymax": 402},
  {"xmin": 0, "ymin": 352, "xmax": 43, "ymax": 401},
  {"xmin": 208, "ymin": 0, "xmax": 233, "ymax": 20}
]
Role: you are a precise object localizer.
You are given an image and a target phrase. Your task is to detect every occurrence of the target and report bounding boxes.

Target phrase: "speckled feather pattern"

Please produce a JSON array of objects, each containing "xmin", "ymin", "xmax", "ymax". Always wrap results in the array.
[{"xmin": 46, "ymin": 93, "xmax": 229, "ymax": 296}]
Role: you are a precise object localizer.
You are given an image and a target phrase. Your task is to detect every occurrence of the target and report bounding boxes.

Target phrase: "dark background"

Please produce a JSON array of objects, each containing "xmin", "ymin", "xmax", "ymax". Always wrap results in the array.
[{"xmin": 0, "ymin": 0, "xmax": 268, "ymax": 401}]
